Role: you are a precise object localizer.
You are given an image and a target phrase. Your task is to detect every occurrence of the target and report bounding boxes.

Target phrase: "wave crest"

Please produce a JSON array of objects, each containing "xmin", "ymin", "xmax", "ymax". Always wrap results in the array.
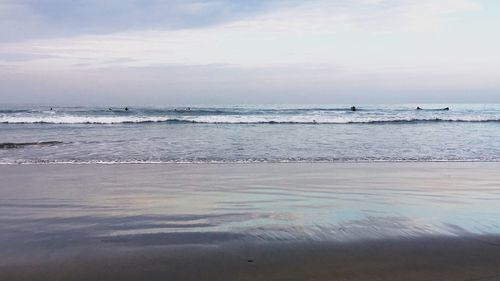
[{"xmin": 1, "ymin": 117, "xmax": 500, "ymax": 124}]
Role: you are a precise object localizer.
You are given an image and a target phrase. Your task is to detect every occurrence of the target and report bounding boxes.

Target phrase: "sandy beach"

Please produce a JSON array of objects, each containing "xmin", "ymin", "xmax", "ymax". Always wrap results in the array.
[{"xmin": 1, "ymin": 162, "xmax": 500, "ymax": 280}]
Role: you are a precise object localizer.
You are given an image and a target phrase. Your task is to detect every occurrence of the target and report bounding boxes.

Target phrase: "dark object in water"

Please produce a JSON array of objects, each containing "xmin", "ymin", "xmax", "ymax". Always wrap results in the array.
[
  {"xmin": 350, "ymin": 106, "xmax": 356, "ymax": 111},
  {"xmin": 0, "ymin": 141, "xmax": 65, "ymax": 149},
  {"xmin": 416, "ymin": 107, "xmax": 450, "ymax": 111},
  {"xmin": 108, "ymin": 108, "xmax": 112, "ymax": 111},
  {"xmin": 125, "ymin": 107, "xmax": 129, "ymax": 111}
]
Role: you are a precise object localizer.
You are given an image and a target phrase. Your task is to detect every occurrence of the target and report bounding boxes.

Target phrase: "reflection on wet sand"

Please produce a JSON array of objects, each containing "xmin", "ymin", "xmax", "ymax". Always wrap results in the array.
[{"xmin": 1, "ymin": 163, "xmax": 500, "ymax": 280}]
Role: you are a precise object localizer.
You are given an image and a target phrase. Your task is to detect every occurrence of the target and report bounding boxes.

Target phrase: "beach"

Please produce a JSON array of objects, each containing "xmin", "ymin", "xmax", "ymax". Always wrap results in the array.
[
  {"xmin": 1, "ymin": 162, "xmax": 500, "ymax": 280},
  {"xmin": 3, "ymin": 0, "xmax": 500, "ymax": 278}
]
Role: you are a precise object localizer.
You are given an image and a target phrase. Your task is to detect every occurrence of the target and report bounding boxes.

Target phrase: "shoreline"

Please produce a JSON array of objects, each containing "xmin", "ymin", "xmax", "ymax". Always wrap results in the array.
[{"xmin": 2, "ymin": 159, "xmax": 500, "ymax": 165}]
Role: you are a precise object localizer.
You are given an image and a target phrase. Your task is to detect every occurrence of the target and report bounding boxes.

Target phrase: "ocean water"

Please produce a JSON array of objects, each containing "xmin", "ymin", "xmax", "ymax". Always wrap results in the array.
[{"xmin": 1, "ymin": 104, "xmax": 500, "ymax": 163}]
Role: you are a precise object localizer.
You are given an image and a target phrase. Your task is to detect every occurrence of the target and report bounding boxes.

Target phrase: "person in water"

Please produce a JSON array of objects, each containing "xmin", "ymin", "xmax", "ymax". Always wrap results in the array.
[
  {"xmin": 416, "ymin": 106, "xmax": 449, "ymax": 110},
  {"xmin": 350, "ymin": 106, "xmax": 357, "ymax": 111},
  {"xmin": 125, "ymin": 107, "xmax": 129, "ymax": 111}
]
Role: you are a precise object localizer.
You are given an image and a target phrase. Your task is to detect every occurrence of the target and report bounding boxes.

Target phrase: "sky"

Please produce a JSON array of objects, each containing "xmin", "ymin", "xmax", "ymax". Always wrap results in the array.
[{"xmin": 0, "ymin": 0, "xmax": 499, "ymax": 105}]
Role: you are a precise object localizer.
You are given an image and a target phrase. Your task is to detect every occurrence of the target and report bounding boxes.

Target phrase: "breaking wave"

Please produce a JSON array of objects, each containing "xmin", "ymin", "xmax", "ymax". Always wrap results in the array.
[
  {"xmin": 2, "ymin": 158, "xmax": 500, "ymax": 165},
  {"xmin": 1, "ymin": 117, "xmax": 500, "ymax": 124}
]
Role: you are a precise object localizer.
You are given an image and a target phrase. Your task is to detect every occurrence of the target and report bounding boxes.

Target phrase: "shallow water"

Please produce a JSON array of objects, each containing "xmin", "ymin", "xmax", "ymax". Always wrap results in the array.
[
  {"xmin": 1, "ymin": 163, "xmax": 500, "ymax": 258},
  {"xmin": 1, "ymin": 104, "xmax": 500, "ymax": 163}
]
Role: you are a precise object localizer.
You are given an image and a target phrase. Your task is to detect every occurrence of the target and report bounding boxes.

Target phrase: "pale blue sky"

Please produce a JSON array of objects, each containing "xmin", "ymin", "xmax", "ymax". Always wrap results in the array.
[{"xmin": 0, "ymin": 0, "xmax": 499, "ymax": 105}]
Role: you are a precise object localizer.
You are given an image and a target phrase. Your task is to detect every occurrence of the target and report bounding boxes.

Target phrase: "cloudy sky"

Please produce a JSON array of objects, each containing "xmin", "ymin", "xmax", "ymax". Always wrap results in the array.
[{"xmin": 0, "ymin": 0, "xmax": 499, "ymax": 105}]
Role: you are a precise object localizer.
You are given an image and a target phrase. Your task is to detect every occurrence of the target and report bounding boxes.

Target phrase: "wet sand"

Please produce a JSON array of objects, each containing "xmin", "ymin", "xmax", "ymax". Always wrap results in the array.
[
  {"xmin": 0, "ymin": 237, "xmax": 500, "ymax": 281},
  {"xmin": 2, "ymin": 237, "xmax": 500, "ymax": 281},
  {"xmin": 1, "ymin": 163, "xmax": 500, "ymax": 280}
]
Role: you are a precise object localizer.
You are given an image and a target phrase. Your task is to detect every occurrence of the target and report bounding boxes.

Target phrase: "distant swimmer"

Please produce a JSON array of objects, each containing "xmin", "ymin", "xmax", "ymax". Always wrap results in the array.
[
  {"xmin": 125, "ymin": 107, "xmax": 129, "ymax": 111},
  {"xmin": 50, "ymin": 107, "xmax": 53, "ymax": 111},
  {"xmin": 108, "ymin": 108, "xmax": 112, "ymax": 111},
  {"xmin": 350, "ymin": 106, "xmax": 357, "ymax": 111},
  {"xmin": 417, "ymin": 106, "xmax": 449, "ymax": 111}
]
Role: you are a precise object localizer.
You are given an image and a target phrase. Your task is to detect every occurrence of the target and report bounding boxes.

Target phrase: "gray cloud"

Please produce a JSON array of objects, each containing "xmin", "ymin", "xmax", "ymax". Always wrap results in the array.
[
  {"xmin": 0, "ymin": 52, "xmax": 61, "ymax": 62},
  {"xmin": 0, "ymin": 0, "xmax": 290, "ymax": 42}
]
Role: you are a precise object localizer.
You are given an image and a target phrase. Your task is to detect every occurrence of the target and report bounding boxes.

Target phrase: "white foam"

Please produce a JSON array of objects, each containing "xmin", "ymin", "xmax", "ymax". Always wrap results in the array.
[
  {"xmin": 1, "ymin": 112, "xmax": 500, "ymax": 124},
  {"xmin": 0, "ymin": 115, "xmax": 172, "ymax": 124}
]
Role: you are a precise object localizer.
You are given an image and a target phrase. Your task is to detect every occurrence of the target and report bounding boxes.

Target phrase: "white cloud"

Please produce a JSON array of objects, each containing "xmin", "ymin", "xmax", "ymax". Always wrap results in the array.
[
  {"xmin": 0, "ymin": 0, "xmax": 485, "ymax": 69},
  {"xmin": 0, "ymin": 0, "xmax": 281, "ymax": 42},
  {"xmin": 228, "ymin": 0, "xmax": 481, "ymax": 33}
]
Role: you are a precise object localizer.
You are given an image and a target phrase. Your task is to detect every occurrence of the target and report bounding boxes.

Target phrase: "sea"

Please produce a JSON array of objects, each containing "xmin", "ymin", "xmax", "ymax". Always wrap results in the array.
[{"xmin": 1, "ymin": 104, "xmax": 499, "ymax": 164}]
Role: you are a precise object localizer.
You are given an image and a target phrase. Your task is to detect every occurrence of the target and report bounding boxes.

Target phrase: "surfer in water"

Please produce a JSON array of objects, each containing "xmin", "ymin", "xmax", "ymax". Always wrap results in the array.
[
  {"xmin": 350, "ymin": 106, "xmax": 357, "ymax": 111},
  {"xmin": 416, "ymin": 106, "xmax": 449, "ymax": 110},
  {"xmin": 125, "ymin": 107, "xmax": 129, "ymax": 111}
]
